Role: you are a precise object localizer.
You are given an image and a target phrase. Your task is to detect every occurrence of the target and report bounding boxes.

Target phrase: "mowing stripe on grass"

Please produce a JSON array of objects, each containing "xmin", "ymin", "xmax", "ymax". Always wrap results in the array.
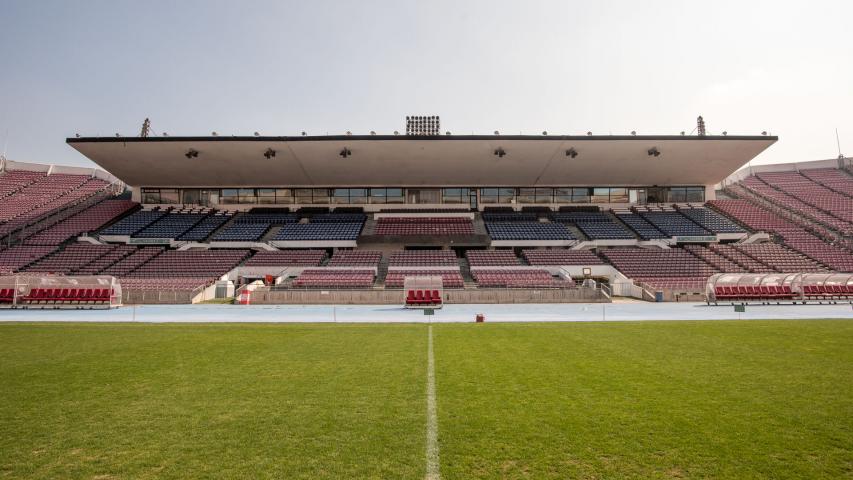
[{"xmin": 425, "ymin": 325, "xmax": 440, "ymax": 480}]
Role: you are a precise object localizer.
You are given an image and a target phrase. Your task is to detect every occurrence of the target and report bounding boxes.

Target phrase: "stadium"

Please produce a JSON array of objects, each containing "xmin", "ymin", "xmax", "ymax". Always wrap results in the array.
[{"xmin": 2, "ymin": 2, "xmax": 853, "ymax": 479}]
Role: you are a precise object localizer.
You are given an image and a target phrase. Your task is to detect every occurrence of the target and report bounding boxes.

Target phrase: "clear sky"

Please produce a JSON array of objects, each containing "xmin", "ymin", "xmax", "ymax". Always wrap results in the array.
[{"xmin": 1, "ymin": 0, "xmax": 851, "ymax": 168}]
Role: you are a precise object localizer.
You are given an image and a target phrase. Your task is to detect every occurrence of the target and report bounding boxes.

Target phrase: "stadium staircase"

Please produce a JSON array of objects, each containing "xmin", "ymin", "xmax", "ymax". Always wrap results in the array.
[
  {"xmin": 457, "ymin": 257, "xmax": 477, "ymax": 288},
  {"xmin": 375, "ymin": 254, "xmax": 390, "ymax": 288},
  {"xmin": 360, "ymin": 218, "xmax": 377, "ymax": 236}
]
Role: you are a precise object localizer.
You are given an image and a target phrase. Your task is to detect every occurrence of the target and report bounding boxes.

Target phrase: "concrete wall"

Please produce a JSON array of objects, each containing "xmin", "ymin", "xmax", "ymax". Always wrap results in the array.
[{"xmin": 247, "ymin": 287, "xmax": 607, "ymax": 305}]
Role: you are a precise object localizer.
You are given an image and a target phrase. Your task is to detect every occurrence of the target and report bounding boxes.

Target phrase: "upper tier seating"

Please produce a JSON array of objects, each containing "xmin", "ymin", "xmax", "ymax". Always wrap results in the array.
[
  {"xmin": 0, "ymin": 170, "xmax": 46, "ymax": 199},
  {"xmin": 291, "ymin": 269, "xmax": 375, "ymax": 288},
  {"xmin": 274, "ymin": 223, "xmax": 364, "ymax": 241},
  {"xmin": 100, "ymin": 209, "xmax": 168, "ymax": 235},
  {"xmin": 521, "ymin": 249, "xmax": 605, "ymax": 266},
  {"xmin": 755, "ymin": 171, "xmax": 853, "ymax": 224},
  {"xmin": 485, "ymin": 222, "xmax": 574, "ymax": 241},
  {"xmin": 23, "ymin": 200, "xmax": 137, "ymax": 245},
  {"xmin": 375, "ymin": 217, "xmax": 474, "ymax": 236},
  {"xmin": 471, "ymin": 270, "xmax": 574, "ymax": 288},
  {"xmin": 125, "ymin": 249, "xmax": 251, "ymax": 289},
  {"xmin": 120, "ymin": 277, "xmax": 218, "ymax": 292},
  {"xmin": 0, "ymin": 245, "xmax": 57, "ymax": 274},
  {"xmin": 800, "ymin": 168, "xmax": 853, "ymax": 197},
  {"xmin": 466, "ymin": 250, "xmax": 521, "ymax": 267},
  {"xmin": 741, "ymin": 175, "xmax": 852, "ymax": 233},
  {"xmin": 100, "ymin": 247, "xmax": 164, "ymax": 276},
  {"xmin": 708, "ymin": 200, "xmax": 792, "ymax": 233},
  {"xmin": 678, "ymin": 207, "xmax": 745, "ymax": 234},
  {"xmin": 134, "ymin": 212, "xmax": 209, "ymax": 238},
  {"xmin": 708, "ymin": 244, "xmax": 777, "ymax": 273},
  {"xmin": 211, "ymin": 222, "xmax": 271, "ymax": 241},
  {"xmin": 599, "ymin": 247, "xmax": 718, "ymax": 290},
  {"xmin": 637, "ymin": 211, "xmax": 710, "ymax": 237},
  {"xmin": 613, "ymin": 213, "xmax": 667, "ymax": 240},
  {"xmin": 327, "ymin": 250, "xmax": 382, "ymax": 267},
  {"xmin": 0, "ymin": 173, "xmax": 110, "ymax": 225},
  {"xmin": 244, "ymin": 250, "xmax": 327, "ymax": 267},
  {"xmin": 178, "ymin": 214, "xmax": 232, "ymax": 241},
  {"xmin": 551, "ymin": 212, "xmax": 635, "ymax": 239},
  {"xmin": 389, "ymin": 250, "xmax": 458, "ymax": 267},
  {"xmin": 385, "ymin": 270, "xmax": 464, "ymax": 288},
  {"xmin": 22, "ymin": 244, "xmax": 119, "ymax": 274}
]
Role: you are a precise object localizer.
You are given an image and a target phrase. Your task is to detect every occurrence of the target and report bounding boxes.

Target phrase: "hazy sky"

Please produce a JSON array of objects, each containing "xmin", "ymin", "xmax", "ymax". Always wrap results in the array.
[{"xmin": 1, "ymin": 0, "xmax": 851, "ymax": 168}]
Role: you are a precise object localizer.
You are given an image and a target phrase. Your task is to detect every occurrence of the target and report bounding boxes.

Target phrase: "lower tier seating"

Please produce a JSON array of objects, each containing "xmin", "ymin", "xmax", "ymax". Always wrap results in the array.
[
  {"xmin": 485, "ymin": 222, "xmax": 575, "ymax": 241},
  {"xmin": 0, "ymin": 245, "xmax": 57, "ymax": 274},
  {"xmin": 327, "ymin": 250, "xmax": 382, "ymax": 267},
  {"xmin": 471, "ymin": 270, "xmax": 574, "ymax": 288},
  {"xmin": 389, "ymin": 251, "xmax": 458, "ymax": 267},
  {"xmin": 244, "ymin": 250, "xmax": 326, "ymax": 267},
  {"xmin": 274, "ymin": 223, "xmax": 363, "ymax": 241},
  {"xmin": 385, "ymin": 270, "xmax": 464, "ymax": 288},
  {"xmin": 375, "ymin": 217, "xmax": 474, "ymax": 236},
  {"xmin": 599, "ymin": 247, "xmax": 718, "ymax": 290},
  {"xmin": 291, "ymin": 269, "xmax": 375, "ymax": 288},
  {"xmin": 521, "ymin": 249, "xmax": 605, "ymax": 266},
  {"xmin": 466, "ymin": 250, "xmax": 521, "ymax": 267}
]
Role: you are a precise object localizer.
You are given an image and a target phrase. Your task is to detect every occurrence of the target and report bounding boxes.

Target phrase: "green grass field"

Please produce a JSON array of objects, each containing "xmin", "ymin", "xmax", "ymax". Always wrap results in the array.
[{"xmin": 1, "ymin": 320, "xmax": 851, "ymax": 479}]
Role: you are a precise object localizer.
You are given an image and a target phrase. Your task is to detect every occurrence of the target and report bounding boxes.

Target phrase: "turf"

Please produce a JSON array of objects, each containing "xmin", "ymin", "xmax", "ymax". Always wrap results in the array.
[{"xmin": 1, "ymin": 320, "xmax": 852, "ymax": 479}]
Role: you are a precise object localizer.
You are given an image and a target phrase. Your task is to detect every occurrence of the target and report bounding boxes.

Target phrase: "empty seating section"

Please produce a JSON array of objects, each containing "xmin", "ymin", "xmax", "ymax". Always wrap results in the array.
[
  {"xmin": 101, "ymin": 247, "xmax": 164, "ymax": 276},
  {"xmin": 465, "ymin": 250, "xmax": 520, "ymax": 266},
  {"xmin": 0, "ymin": 172, "xmax": 109, "ymax": 225},
  {"xmin": 291, "ymin": 269, "xmax": 374, "ymax": 288},
  {"xmin": 801, "ymin": 284, "xmax": 853, "ymax": 299},
  {"xmin": 0, "ymin": 170, "xmax": 45, "ymax": 199},
  {"xmin": 327, "ymin": 250, "xmax": 382, "ymax": 267},
  {"xmin": 244, "ymin": 250, "xmax": 326, "ymax": 267},
  {"xmin": 0, "ymin": 246, "xmax": 57, "ymax": 274},
  {"xmin": 713, "ymin": 285, "xmax": 796, "ymax": 301},
  {"xmin": 119, "ymin": 278, "xmax": 215, "ymax": 291},
  {"xmin": 375, "ymin": 217, "xmax": 474, "ymax": 236},
  {"xmin": 732, "ymin": 243, "xmax": 827, "ymax": 273},
  {"xmin": 23, "ymin": 200, "xmax": 137, "ymax": 245},
  {"xmin": 76, "ymin": 245, "xmax": 138, "ymax": 274},
  {"xmin": 599, "ymin": 248, "xmax": 717, "ymax": 290},
  {"xmin": 386, "ymin": 270, "xmax": 463, "ymax": 288},
  {"xmin": 126, "ymin": 250, "xmax": 250, "ymax": 290},
  {"xmin": 274, "ymin": 223, "xmax": 363, "ymax": 241},
  {"xmin": 638, "ymin": 211, "xmax": 710, "ymax": 236},
  {"xmin": 178, "ymin": 214, "xmax": 232, "ymax": 241},
  {"xmin": 708, "ymin": 244, "xmax": 776, "ymax": 273},
  {"xmin": 134, "ymin": 212, "xmax": 209, "ymax": 238},
  {"xmin": 22, "ymin": 244, "xmax": 119, "ymax": 274},
  {"xmin": 482, "ymin": 212, "xmax": 538, "ymax": 222},
  {"xmin": 233, "ymin": 213, "xmax": 297, "ymax": 224},
  {"xmin": 678, "ymin": 207, "xmax": 745, "ymax": 234},
  {"xmin": 551, "ymin": 212, "xmax": 635, "ymax": 239},
  {"xmin": 614, "ymin": 213, "xmax": 667, "ymax": 239},
  {"xmin": 212, "ymin": 222, "xmax": 270, "ymax": 241},
  {"xmin": 100, "ymin": 209, "xmax": 168, "ymax": 235},
  {"xmin": 522, "ymin": 249, "xmax": 605, "ymax": 266},
  {"xmin": 800, "ymin": 168, "xmax": 853, "ymax": 197},
  {"xmin": 742, "ymin": 174, "xmax": 852, "ymax": 233},
  {"xmin": 709, "ymin": 200, "xmax": 853, "ymax": 272},
  {"xmin": 388, "ymin": 251, "xmax": 458, "ymax": 267},
  {"xmin": 311, "ymin": 213, "xmax": 367, "ymax": 223},
  {"xmin": 472, "ymin": 270, "xmax": 574, "ymax": 288},
  {"xmin": 485, "ymin": 222, "xmax": 574, "ymax": 240},
  {"xmin": 684, "ymin": 245, "xmax": 747, "ymax": 273}
]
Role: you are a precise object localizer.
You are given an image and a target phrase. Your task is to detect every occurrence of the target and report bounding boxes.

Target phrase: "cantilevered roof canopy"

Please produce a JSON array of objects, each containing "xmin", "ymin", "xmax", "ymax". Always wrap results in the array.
[{"xmin": 67, "ymin": 134, "xmax": 776, "ymax": 187}]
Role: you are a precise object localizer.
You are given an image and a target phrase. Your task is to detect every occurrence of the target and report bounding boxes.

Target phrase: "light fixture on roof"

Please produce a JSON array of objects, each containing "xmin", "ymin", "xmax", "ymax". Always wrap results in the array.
[
  {"xmin": 185, "ymin": 149, "xmax": 199, "ymax": 159},
  {"xmin": 301, "ymin": 131, "xmax": 307, "ymax": 136},
  {"xmin": 339, "ymin": 147, "xmax": 352, "ymax": 158},
  {"xmin": 406, "ymin": 115, "xmax": 440, "ymax": 136},
  {"xmin": 631, "ymin": 131, "xmax": 636, "ymax": 136},
  {"xmin": 346, "ymin": 131, "xmax": 352, "ymax": 136},
  {"xmin": 394, "ymin": 131, "xmax": 400, "ymax": 135},
  {"xmin": 494, "ymin": 147, "xmax": 506, "ymax": 158},
  {"xmin": 264, "ymin": 148, "xmax": 276, "ymax": 159},
  {"xmin": 647, "ymin": 147, "xmax": 660, "ymax": 157},
  {"xmin": 212, "ymin": 131, "xmax": 218, "ymax": 136},
  {"xmin": 254, "ymin": 132, "xmax": 260, "ymax": 137},
  {"xmin": 587, "ymin": 131, "xmax": 592, "ymax": 136},
  {"xmin": 542, "ymin": 131, "xmax": 548, "ymax": 135},
  {"xmin": 697, "ymin": 116, "xmax": 706, "ymax": 136},
  {"xmin": 370, "ymin": 131, "xmax": 376, "ymax": 136},
  {"xmin": 445, "ymin": 131, "xmax": 451, "ymax": 135},
  {"xmin": 680, "ymin": 131, "xmax": 686, "ymax": 136},
  {"xmin": 75, "ymin": 133, "xmax": 81, "ymax": 138},
  {"xmin": 565, "ymin": 148, "xmax": 578, "ymax": 158},
  {"xmin": 494, "ymin": 130, "xmax": 500, "ymax": 135},
  {"xmin": 115, "ymin": 133, "xmax": 121, "ymax": 137},
  {"xmin": 761, "ymin": 131, "xmax": 767, "ymax": 136},
  {"xmin": 722, "ymin": 131, "xmax": 728, "ymax": 136},
  {"xmin": 162, "ymin": 132, "xmax": 169, "ymax": 137}
]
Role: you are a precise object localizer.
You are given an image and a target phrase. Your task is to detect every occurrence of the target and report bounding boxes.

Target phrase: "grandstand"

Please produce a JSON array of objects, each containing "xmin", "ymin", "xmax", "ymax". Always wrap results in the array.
[{"xmin": 2, "ymin": 131, "xmax": 852, "ymax": 305}]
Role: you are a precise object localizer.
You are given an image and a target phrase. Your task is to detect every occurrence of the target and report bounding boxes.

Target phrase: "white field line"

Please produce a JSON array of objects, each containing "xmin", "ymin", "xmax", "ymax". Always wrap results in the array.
[{"xmin": 425, "ymin": 325, "xmax": 440, "ymax": 480}]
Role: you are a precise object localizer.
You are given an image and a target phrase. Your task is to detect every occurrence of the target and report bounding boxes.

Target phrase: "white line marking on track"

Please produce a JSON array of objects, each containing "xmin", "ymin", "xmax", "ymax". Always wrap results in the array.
[{"xmin": 426, "ymin": 325, "xmax": 440, "ymax": 480}]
